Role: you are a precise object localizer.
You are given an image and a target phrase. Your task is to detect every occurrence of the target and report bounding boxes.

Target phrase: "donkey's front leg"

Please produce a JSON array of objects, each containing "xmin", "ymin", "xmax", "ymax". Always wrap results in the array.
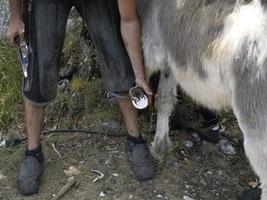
[{"xmin": 151, "ymin": 67, "xmax": 177, "ymax": 159}]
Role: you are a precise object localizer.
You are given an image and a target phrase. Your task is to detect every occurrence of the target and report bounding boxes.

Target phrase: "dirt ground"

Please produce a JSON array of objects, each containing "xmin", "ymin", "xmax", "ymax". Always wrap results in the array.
[{"xmin": 0, "ymin": 102, "xmax": 257, "ymax": 200}]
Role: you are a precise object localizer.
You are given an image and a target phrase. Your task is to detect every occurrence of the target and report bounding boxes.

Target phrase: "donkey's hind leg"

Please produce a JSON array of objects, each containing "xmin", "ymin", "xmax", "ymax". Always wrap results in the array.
[{"xmin": 233, "ymin": 76, "xmax": 267, "ymax": 200}]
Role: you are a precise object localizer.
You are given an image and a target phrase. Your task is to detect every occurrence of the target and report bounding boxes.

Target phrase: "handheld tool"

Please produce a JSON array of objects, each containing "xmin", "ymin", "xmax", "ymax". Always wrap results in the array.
[{"xmin": 15, "ymin": 36, "xmax": 30, "ymax": 78}]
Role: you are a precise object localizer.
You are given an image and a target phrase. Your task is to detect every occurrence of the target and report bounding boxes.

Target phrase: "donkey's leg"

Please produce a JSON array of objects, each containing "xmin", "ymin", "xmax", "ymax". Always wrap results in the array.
[
  {"xmin": 233, "ymin": 76, "xmax": 267, "ymax": 200},
  {"xmin": 151, "ymin": 67, "xmax": 177, "ymax": 157}
]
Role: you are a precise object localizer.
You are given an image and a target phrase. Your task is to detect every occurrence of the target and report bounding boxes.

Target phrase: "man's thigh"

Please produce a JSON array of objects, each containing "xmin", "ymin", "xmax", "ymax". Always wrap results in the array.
[
  {"xmin": 74, "ymin": 0, "xmax": 135, "ymax": 94},
  {"xmin": 23, "ymin": 0, "xmax": 71, "ymax": 105}
]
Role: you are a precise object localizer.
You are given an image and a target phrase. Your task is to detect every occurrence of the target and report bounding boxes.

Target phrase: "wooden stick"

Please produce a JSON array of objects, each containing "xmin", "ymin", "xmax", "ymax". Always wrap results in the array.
[{"xmin": 51, "ymin": 176, "xmax": 76, "ymax": 200}]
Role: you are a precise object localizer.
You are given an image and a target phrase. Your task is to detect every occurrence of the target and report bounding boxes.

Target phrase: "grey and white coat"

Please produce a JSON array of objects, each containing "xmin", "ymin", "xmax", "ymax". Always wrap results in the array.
[{"xmin": 137, "ymin": 0, "xmax": 267, "ymax": 199}]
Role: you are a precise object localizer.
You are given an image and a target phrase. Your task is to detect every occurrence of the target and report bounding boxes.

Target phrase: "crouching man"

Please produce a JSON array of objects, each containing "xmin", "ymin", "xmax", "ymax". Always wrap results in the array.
[{"xmin": 6, "ymin": 0, "xmax": 154, "ymax": 195}]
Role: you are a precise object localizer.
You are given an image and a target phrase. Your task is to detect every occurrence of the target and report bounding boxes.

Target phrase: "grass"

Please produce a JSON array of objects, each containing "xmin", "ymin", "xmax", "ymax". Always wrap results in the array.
[{"xmin": 0, "ymin": 39, "xmax": 22, "ymax": 131}]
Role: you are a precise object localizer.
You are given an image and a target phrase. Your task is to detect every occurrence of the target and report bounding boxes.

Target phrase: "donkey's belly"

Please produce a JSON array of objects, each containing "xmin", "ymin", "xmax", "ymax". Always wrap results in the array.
[{"xmin": 172, "ymin": 64, "xmax": 231, "ymax": 111}]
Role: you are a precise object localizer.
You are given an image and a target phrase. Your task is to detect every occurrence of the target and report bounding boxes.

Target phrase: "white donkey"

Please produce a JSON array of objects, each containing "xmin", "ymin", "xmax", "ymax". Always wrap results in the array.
[{"xmin": 138, "ymin": 0, "xmax": 267, "ymax": 199}]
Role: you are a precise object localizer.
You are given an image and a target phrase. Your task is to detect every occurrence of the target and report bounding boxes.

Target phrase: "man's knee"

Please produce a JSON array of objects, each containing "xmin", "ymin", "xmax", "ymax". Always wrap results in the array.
[{"xmin": 22, "ymin": 49, "xmax": 59, "ymax": 106}]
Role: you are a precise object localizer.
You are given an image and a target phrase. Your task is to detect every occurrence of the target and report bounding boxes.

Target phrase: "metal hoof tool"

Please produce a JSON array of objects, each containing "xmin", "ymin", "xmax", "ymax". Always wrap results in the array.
[
  {"xmin": 129, "ymin": 86, "xmax": 149, "ymax": 110},
  {"xmin": 15, "ymin": 36, "xmax": 31, "ymax": 78}
]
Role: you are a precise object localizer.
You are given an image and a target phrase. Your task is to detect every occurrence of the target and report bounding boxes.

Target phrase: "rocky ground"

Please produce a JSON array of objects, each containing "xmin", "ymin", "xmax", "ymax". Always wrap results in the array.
[{"xmin": 0, "ymin": 110, "xmax": 258, "ymax": 200}]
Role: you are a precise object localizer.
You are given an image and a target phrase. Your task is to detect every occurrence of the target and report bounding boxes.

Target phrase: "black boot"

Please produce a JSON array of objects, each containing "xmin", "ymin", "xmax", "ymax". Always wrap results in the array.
[
  {"xmin": 125, "ymin": 136, "xmax": 155, "ymax": 181},
  {"xmin": 17, "ymin": 145, "xmax": 44, "ymax": 196},
  {"xmin": 239, "ymin": 186, "xmax": 261, "ymax": 200}
]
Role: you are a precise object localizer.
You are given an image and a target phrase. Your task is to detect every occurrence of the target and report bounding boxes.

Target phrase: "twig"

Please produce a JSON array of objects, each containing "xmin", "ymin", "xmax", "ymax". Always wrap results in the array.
[
  {"xmin": 105, "ymin": 151, "xmax": 118, "ymax": 164},
  {"xmin": 51, "ymin": 176, "xmax": 76, "ymax": 200},
  {"xmin": 91, "ymin": 169, "xmax": 104, "ymax": 183},
  {"xmin": 0, "ymin": 187, "xmax": 11, "ymax": 190},
  {"xmin": 52, "ymin": 143, "xmax": 62, "ymax": 158}
]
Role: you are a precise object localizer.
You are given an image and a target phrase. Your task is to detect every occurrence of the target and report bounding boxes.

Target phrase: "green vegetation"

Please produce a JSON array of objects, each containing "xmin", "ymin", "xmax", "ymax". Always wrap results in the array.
[{"xmin": 0, "ymin": 40, "xmax": 22, "ymax": 130}]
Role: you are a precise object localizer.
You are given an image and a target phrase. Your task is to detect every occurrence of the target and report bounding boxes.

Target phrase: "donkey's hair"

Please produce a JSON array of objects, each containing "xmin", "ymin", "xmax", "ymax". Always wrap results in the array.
[{"xmin": 138, "ymin": 0, "xmax": 267, "ymax": 199}]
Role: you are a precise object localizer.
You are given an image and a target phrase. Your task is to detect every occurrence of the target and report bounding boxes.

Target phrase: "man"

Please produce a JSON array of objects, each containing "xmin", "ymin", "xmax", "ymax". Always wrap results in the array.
[{"xmin": 6, "ymin": 0, "xmax": 154, "ymax": 196}]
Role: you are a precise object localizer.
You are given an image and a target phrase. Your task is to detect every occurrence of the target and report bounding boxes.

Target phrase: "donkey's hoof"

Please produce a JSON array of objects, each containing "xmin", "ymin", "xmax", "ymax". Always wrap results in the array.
[
  {"xmin": 149, "ymin": 145, "xmax": 163, "ymax": 161},
  {"xmin": 150, "ymin": 136, "xmax": 173, "ymax": 160}
]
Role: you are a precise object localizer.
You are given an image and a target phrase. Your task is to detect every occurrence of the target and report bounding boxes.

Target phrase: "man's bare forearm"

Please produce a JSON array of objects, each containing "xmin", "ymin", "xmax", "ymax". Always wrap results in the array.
[
  {"xmin": 121, "ymin": 18, "xmax": 146, "ymax": 79},
  {"xmin": 9, "ymin": 0, "xmax": 23, "ymax": 20},
  {"xmin": 118, "ymin": 0, "xmax": 146, "ymax": 80},
  {"xmin": 117, "ymin": 0, "xmax": 153, "ymax": 96}
]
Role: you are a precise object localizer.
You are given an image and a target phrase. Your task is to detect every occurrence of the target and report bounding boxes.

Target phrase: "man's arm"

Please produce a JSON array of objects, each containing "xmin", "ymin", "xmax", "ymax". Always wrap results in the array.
[
  {"xmin": 117, "ymin": 0, "xmax": 153, "ymax": 97},
  {"xmin": 9, "ymin": 0, "xmax": 23, "ymax": 20},
  {"xmin": 6, "ymin": 0, "xmax": 25, "ymax": 47}
]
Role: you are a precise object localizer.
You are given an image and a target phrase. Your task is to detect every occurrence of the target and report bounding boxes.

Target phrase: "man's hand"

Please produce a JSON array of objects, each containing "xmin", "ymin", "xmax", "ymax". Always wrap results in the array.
[
  {"xmin": 6, "ymin": 18, "xmax": 25, "ymax": 47},
  {"xmin": 7, "ymin": 0, "xmax": 24, "ymax": 47},
  {"xmin": 135, "ymin": 76, "xmax": 153, "ymax": 102}
]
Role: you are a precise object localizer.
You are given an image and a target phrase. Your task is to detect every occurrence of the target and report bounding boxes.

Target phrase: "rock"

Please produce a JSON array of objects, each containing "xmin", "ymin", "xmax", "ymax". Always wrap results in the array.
[
  {"xmin": 101, "ymin": 120, "xmax": 122, "ymax": 133},
  {"xmin": 57, "ymin": 79, "xmax": 70, "ymax": 91},
  {"xmin": 63, "ymin": 165, "xmax": 80, "ymax": 176},
  {"xmin": 185, "ymin": 140, "xmax": 194, "ymax": 148},
  {"xmin": 60, "ymin": 8, "xmax": 100, "ymax": 82},
  {"xmin": 200, "ymin": 178, "xmax": 207, "ymax": 186},
  {"xmin": 0, "ymin": 172, "xmax": 6, "ymax": 180},
  {"xmin": 192, "ymin": 133, "xmax": 201, "ymax": 142},
  {"xmin": 0, "ymin": 0, "xmax": 10, "ymax": 39},
  {"xmin": 112, "ymin": 173, "xmax": 119, "ymax": 177},
  {"xmin": 183, "ymin": 195, "xmax": 194, "ymax": 200},
  {"xmin": 78, "ymin": 160, "xmax": 85, "ymax": 165},
  {"xmin": 206, "ymin": 171, "xmax": 212, "ymax": 175},
  {"xmin": 99, "ymin": 191, "xmax": 106, "ymax": 197},
  {"xmin": 219, "ymin": 138, "xmax": 237, "ymax": 156}
]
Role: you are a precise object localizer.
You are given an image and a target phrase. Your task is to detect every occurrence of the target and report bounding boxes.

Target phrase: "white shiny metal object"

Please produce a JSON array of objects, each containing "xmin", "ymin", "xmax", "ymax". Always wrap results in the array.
[{"xmin": 129, "ymin": 86, "xmax": 149, "ymax": 110}]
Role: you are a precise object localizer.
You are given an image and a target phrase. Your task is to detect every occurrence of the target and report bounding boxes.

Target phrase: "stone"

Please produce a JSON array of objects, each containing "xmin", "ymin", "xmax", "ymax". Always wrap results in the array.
[
  {"xmin": 185, "ymin": 140, "xmax": 194, "ymax": 148},
  {"xmin": 183, "ymin": 195, "xmax": 194, "ymax": 200},
  {"xmin": 219, "ymin": 138, "xmax": 237, "ymax": 156},
  {"xmin": 101, "ymin": 120, "xmax": 122, "ymax": 133},
  {"xmin": 0, "ymin": 0, "xmax": 10, "ymax": 39},
  {"xmin": 99, "ymin": 191, "xmax": 106, "ymax": 197}
]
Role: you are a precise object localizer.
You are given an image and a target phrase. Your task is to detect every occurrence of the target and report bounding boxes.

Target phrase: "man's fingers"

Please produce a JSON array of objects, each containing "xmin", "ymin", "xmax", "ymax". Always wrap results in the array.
[
  {"xmin": 18, "ymin": 29, "xmax": 26, "ymax": 46},
  {"xmin": 144, "ymin": 87, "xmax": 153, "ymax": 96},
  {"xmin": 6, "ymin": 30, "xmax": 18, "ymax": 47},
  {"xmin": 18, "ymin": 28, "xmax": 25, "ymax": 35},
  {"xmin": 135, "ymin": 77, "xmax": 154, "ymax": 104},
  {"xmin": 10, "ymin": 33, "xmax": 19, "ymax": 47},
  {"xmin": 139, "ymin": 83, "xmax": 153, "ymax": 104},
  {"xmin": 140, "ymin": 83, "xmax": 153, "ymax": 96}
]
